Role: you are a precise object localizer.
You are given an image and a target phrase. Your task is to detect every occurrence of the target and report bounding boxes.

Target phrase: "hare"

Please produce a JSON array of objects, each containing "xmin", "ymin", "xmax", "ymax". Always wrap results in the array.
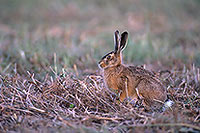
[{"xmin": 98, "ymin": 30, "xmax": 167, "ymax": 109}]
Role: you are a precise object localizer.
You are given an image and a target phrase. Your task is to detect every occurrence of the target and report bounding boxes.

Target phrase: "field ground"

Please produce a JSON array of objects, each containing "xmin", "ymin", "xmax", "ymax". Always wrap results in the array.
[{"xmin": 0, "ymin": 0, "xmax": 200, "ymax": 132}]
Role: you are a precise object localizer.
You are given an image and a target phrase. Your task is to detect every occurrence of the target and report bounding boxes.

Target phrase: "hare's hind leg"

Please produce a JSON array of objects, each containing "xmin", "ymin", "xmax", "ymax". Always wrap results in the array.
[{"xmin": 136, "ymin": 80, "xmax": 165, "ymax": 110}]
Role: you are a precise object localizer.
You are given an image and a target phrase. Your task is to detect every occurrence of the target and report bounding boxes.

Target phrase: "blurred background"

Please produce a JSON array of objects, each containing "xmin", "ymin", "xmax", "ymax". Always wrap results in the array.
[{"xmin": 0, "ymin": 0, "xmax": 200, "ymax": 77}]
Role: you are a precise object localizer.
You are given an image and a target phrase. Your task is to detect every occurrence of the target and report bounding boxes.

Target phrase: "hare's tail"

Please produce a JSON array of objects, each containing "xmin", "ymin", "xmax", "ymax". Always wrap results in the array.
[{"xmin": 162, "ymin": 100, "xmax": 174, "ymax": 111}]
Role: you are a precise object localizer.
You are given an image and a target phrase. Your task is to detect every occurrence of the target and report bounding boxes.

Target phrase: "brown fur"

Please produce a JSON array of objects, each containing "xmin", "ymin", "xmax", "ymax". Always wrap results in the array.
[{"xmin": 98, "ymin": 30, "xmax": 167, "ymax": 109}]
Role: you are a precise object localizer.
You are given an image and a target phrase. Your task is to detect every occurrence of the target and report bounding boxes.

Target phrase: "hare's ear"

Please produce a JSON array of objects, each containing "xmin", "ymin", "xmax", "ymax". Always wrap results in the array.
[
  {"xmin": 120, "ymin": 31, "xmax": 128, "ymax": 51},
  {"xmin": 114, "ymin": 30, "xmax": 120, "ymax": 53}
]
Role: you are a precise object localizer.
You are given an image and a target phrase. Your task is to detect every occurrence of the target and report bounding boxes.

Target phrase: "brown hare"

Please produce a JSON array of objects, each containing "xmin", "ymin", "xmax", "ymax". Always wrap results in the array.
[{"xmin": 98, "ymin": 30, "xmax": 169, "ymax": 109}]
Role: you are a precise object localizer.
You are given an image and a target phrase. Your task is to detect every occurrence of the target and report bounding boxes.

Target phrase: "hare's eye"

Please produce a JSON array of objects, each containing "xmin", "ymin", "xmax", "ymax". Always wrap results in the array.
[{"xmin": 107, "ymin": 55, "xmax": 111, "ymax": 60}]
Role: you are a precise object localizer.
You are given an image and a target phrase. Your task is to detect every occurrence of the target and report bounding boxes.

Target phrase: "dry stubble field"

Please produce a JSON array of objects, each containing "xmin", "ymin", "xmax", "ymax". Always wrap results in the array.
[{"xmin": 0, "ymin": 0, "xmax": 200, "ymax": 132}]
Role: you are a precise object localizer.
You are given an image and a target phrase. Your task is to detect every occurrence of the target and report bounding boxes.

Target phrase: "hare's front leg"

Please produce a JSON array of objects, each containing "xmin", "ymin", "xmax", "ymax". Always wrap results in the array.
[
  {"xmin": 119, "ymin": 87, "xmax": 138, "ymax": 102},
  {"xmin": 119, "ymin": 91, "xmax": 126, "ymax": 102}
]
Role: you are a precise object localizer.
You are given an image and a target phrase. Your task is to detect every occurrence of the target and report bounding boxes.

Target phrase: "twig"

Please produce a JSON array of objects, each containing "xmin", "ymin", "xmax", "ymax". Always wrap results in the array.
[
  {"xmin": 29, "ymin": 106, "xmax": 46, "ymax": 113},
  {"xmin": 1, "ymin": 105, "xmax": 34, "ymax": 114},
  {"xmin": 0, "ymin": 76, "xmax": 3, "ymax": 89},
  {"xmin": 131, "ymin": 109, "xmax": 150, "ymax": 124},
  {"xmin": 57, "ymin": 116, "xmax": 76, "ymax": 128},
  {"xmin": 88, "ymin": 75, "xmax": 101, "ymax": 91},
  {"xmin": 194, "ymin": 114, "xmax": 200, "ymax": 122},
  {"xmin": 73, "ymin": 64, "xmax": 79, "ymax": 77},
  {"xmin": 27, "ymin": 71, "xmax": 42, "ymax": 92},
  {"xmin": 79, "ymin": 79, "xmax": 117, "ymax": 112},
  {"xmin": 128, "ymin": 123, "xmax": 200, "ymax": 131},
  {"xmin": 88, "ymin": 115, "xmax": 122, "ymax": 122}
]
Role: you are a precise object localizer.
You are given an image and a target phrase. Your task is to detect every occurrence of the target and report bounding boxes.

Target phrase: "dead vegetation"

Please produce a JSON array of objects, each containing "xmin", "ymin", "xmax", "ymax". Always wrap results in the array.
[
  {"xmin": 0, "ymin": 0, "xmax": 200, "ymax": 132},
  {"xmin": 0, "ymin": 64, "xmax": 199, "ymax": 132}
]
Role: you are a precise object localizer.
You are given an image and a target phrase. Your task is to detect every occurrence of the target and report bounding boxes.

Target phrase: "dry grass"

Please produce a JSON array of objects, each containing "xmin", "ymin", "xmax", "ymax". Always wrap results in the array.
[
  {"xmin": 0, "ymin": 64, "xmax": 199, "ymax": 132},
  {"xmin": 0, "ymin": 0, "xmax": 200, "ymax": 132}
]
